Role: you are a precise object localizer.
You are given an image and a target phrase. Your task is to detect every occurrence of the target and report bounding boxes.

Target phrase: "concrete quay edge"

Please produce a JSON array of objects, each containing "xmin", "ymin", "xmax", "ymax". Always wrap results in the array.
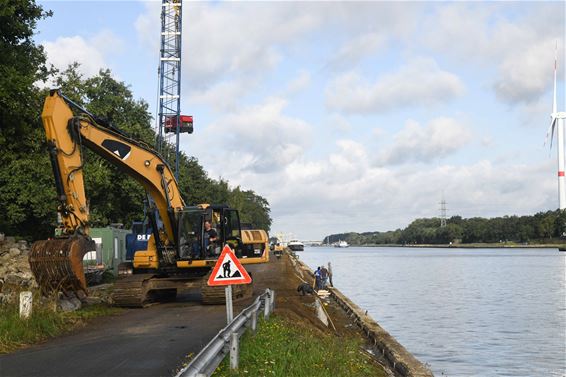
[{"xmin": 288, "ymin": 253, "xmax": 434, "ymax": 377}]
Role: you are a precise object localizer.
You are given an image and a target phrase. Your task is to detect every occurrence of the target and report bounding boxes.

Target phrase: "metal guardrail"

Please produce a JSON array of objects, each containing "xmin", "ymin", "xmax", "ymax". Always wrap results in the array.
[{"xmin": 175, "ymin": 288, "xmax": 275, "ymax": 377}]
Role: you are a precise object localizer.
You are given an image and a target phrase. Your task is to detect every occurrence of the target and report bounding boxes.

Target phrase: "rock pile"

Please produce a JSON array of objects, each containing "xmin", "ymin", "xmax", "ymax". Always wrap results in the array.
[{"xmin": 0, "ymin": 235, "xmax": 38, "ymax": 304}]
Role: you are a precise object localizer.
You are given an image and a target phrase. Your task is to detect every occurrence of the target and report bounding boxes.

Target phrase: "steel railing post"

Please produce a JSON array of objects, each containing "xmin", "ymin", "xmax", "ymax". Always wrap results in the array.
[
  {"xmin": 270, "ymin": 289, "xmax": 275, "ymax": 312},
  {"xmin": 176, "ymin": 289, "xmax": 274, "ymax": 377},
  {"xmin": 251, "ymin": 310, "xmax": 257, "ymax": 334},
  {"xmin": 263, "ymin": 294, "xmax": 270, "ymax": 319},
  {"xmin": 229, "ymin": 332, "xmax": 239, "ymax": 370}
]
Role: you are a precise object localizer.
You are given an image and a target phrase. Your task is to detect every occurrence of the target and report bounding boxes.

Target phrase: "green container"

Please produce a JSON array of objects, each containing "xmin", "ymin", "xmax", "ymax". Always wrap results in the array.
[{"xmin": 86, "ymin": 227, "xmax": 131, "ymax": 274}]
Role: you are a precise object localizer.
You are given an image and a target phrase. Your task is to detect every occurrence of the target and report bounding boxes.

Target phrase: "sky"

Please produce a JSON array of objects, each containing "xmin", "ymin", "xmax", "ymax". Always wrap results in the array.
[{"xmin": 35, "ymin": 1, "xmax": 566, "ymax": 240}]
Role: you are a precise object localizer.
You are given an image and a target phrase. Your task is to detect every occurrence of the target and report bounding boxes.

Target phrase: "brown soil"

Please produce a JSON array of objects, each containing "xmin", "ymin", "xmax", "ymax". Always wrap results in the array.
[{"xmin": 242, "ymin": 252, "xmax": 364, "ymax": 335}]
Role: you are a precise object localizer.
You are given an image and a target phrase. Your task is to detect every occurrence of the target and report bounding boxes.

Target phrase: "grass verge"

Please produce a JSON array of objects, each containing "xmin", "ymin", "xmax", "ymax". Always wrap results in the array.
[
  {"xmin": 0, "ymin": 295, "xmax": 122, "ymax": 354},
  {"xmin": 213, "ymin": 315, "xmax": 386, "ymax": 377}
]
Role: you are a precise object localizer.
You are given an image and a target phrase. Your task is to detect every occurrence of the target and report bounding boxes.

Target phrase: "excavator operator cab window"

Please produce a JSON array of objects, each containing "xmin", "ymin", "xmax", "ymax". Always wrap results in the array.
[
  {"xmin": 177, "ymin": 210, "xmax": 203, "ymax": 259},
  {"xmin": 225, "ymin": 209, "xmax": 242, "ymax": 256},
  {"xmin": 228, "ymin": 210, "xmax": 241, "ymax": 238},
  {"xmin": 211, "ymin": 211, "xmax": 221, "ymax": 236},
  {"xmin": 222, "ymin": 209, "xmax": 242, "ymax": 250}
]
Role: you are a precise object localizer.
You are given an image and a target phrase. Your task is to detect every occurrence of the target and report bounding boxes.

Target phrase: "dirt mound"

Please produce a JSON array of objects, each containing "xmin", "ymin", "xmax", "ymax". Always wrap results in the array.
[{"xmin": 240, "ymin": 252, "xmax": 374, "ymax": 339}]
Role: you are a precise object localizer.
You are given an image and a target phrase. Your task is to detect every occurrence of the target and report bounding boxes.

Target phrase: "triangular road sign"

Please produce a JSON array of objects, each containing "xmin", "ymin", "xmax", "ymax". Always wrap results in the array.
[{"xmin": 208, "ymin": 245, "xmax": 252, "ymax": 286}]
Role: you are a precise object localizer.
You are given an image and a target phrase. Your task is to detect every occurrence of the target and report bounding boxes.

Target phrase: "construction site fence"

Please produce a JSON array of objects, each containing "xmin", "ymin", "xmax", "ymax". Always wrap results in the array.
[{"xmin": 175, "ymin": 288, "xmax": 275, "ymax": 377}]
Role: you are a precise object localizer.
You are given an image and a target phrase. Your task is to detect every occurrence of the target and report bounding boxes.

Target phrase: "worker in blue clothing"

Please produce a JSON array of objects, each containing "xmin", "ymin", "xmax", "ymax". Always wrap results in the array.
[{"xmin": 314, "ymin": 266, "xmax": 322, "ymax": 291}]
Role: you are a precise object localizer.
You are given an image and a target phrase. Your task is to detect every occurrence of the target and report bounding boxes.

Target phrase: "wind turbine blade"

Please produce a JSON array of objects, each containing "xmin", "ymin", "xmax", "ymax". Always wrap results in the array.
[{"xmin": 545, "ymin": 117, "xmax": 557, "ymax": 149}]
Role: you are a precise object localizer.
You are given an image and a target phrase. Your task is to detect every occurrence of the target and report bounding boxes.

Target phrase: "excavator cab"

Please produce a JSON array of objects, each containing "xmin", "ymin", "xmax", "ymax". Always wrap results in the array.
[
  {"xmin": 177, "ymin": 208, "xmax": 204, "ymax": 259},
  {"xmin": 177, "ymin": 205, "xmax": 243, "ymax": 260}
]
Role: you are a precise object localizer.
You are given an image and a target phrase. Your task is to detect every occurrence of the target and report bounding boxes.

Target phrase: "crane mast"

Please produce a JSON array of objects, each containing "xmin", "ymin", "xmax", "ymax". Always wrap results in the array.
[{"xmin": 157, "ymin": 0, "xmax": 192, "ymax": 179}]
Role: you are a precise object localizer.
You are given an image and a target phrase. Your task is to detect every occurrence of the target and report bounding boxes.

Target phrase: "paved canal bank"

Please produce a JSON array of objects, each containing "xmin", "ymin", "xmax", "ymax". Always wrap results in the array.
[{"xmin": 0, "ymin": 250, "xmax": 432, "ymax": 376}]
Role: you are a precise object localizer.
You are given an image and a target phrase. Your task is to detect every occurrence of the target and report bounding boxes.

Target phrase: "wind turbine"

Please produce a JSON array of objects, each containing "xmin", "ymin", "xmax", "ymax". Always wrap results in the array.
[{"xmin": 546, "ymin": 42, "xmax": 566, "ymax": 210}]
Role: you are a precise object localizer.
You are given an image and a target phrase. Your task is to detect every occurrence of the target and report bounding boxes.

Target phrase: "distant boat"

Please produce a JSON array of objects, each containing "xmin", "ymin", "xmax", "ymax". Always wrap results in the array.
[
  {"xmin": 288, "ymin": 239, "xmax": 304, "ymax": 252},
  {"xmin": 334, "ymin": 240, "xmax": 349, "ymax": 248}
]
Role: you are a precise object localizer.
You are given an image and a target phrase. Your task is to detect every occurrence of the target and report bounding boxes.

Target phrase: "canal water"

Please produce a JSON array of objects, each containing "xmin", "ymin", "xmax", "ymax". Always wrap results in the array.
[{"xmin": 300, "ymin": 246, "xmax": 566, "ymax": 377}]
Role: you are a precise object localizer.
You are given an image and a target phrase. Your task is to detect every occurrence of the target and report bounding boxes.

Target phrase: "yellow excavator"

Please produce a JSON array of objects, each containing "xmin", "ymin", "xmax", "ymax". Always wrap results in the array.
[{"xmin": 29, "ymin": 90, "xmax": 269, "ymax": 306}]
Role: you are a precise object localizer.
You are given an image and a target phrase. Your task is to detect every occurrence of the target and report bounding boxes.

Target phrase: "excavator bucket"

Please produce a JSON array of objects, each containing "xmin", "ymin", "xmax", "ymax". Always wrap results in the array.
[{"xmin": 29, "ymin": 236, "xmax": 94, "ymax": 295}]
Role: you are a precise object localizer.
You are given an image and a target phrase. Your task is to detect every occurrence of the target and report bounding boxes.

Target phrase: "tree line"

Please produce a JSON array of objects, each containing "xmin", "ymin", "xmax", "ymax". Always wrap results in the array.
[
  {"xmin": 0, "ymin": 1, "xmax": 271, "ymax": 240},
  {"xmin": 324, "ymin": 211, "xmax": 566, "ymax": 246}
]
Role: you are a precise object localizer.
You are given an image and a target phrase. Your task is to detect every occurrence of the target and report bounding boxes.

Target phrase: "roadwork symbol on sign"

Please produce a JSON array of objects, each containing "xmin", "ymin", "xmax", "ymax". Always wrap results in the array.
[{"xmin": 208, "ymin": 245, "xmax": 252, "ymax": 286}]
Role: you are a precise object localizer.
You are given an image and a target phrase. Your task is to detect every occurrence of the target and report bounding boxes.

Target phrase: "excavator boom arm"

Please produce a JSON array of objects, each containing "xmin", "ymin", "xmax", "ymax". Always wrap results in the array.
[
  {"xmin": 41, "ymin": 91, "xmax": 90, "ymax": 234},
  {"xmin": 42, "ymin": 91, "xmax": 185, "ymax": 241},
  {"xmin": 30, "ymin": 91, "xmax": 186, "ymax": 295}
]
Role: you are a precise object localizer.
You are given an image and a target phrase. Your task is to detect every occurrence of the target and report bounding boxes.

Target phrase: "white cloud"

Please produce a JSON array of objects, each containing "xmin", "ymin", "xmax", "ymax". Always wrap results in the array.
[
  {"xmin": 134, "ymin": 2, "xmax": 423, "ymax": 90},
  {"xmin": 268, "ymin": 145, "xmax": 555, "ymax": 239},
  {"xmin": 327, "ymin": 114, "xmax": 352, "ymax": 132},
  {"xmin": 328, "ymin": 32, "xmax": 386, "ymax": 70},
  {"xmin": 187, "ymin": 78, "xmax": 259, "ymax": 112},
  {"xmin": 420, "ymin": 3, "xmax": 565, "ymax": 104},
  {"xmin": 133, "ymin": 1, "xmax": 160, "ymax": 50},
  {"xmin": 286, "ymin": 70, "xmax": 311, "ymax": 95},
  {"xmin": 494, "ymin": 39, "xmax": 563, "ymax": 104},
  {"xmin": 195, "ymin": 97, "xmax": 312, "ymax": 175},
  {"xmin": 372, "ymin": 127, "xmax": 385, "ymax": 138},
  {"xmin": 327, "ymin": 139, "xmax": 368, "ymax": 181},
  {"xmin": 378, "ymin": 117, "xmax": 472, "ymax": 165},
  {"xmin": 325, "ymin": 58, "xmax": 465, "ymax": 114},
  {"xmin": 169, "ymin": 3, "xmax": 319, "ymax": 87},
  {"xmin": 41, "ymin": 30, "xmax": 122, "ymax": 78}
]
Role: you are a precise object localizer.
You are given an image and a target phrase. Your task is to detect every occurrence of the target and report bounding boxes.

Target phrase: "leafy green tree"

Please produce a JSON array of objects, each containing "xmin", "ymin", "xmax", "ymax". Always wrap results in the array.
[
  {"xmin": 0, "ymin": 0, "xmax": 55, "ymax": 238},
  {"xmin": 324, "ymin": 210, "xmax": 566, "ymax": 246},
  {"xmin": 537, "ymin": 213, "xmax": 555, "ymax": 239},
  {"xmin": 1, "ymin": 57, "xmax": 272, "ymax": 238},
  {"xmin": 228, "ymin": 187, "xmax": 271, "ymax": 231}
]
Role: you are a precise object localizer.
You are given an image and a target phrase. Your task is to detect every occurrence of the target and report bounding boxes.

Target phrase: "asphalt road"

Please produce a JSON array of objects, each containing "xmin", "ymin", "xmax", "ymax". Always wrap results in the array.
[{"xmin": 0, "ymin": 292, "xmax": 228, "ymax": 377}]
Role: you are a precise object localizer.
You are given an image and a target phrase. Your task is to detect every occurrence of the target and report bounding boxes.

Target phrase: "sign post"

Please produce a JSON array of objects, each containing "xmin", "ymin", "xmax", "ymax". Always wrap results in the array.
[
  {"xmin": 225, "ymin": 285, "xmax": 233, "ymax": 323},
  {"xmin": 208, "ymin": 245, "xmax": 252, "ymax": 325}
]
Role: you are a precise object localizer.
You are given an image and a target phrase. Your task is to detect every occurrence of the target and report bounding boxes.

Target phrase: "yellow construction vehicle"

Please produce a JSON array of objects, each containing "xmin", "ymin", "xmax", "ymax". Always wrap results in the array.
[{"xmin": 29, "ymin": 90, "xmax": 268, "ymax": 306}]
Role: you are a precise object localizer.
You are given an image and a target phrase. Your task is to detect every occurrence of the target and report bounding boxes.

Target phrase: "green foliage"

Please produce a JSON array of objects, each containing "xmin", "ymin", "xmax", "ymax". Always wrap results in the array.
[
  {"xmin": 0, "ymin": 0, "xmax": 55, "ymax": 239},
  {"xmin": 0, "ymin": 57, "xmax": 271, "ymax": 237},
  {"xmin": 0, "ymin": 296, "xmax": 62, "ymax": 353},
  {"xmin": 0, "ymin": 295, "xmax": 121, "ymax": 354},
  {"xmin": 213, "ymin": 315, "xmax": 385, "ymax": 377},
  {"xmin": 0, "ymin": 2, "xmax": 271, "ymax": 238},
  {"xmin": 228, "ymin": 187, "xmax": 272, "ymax": 230},
  {"xmin": 324, "ymin": 210, "xmax": 566, "ymax": 245},
  {"xmin": 0, "ymin": 0, "xmax": 52, "ymax": 142}
]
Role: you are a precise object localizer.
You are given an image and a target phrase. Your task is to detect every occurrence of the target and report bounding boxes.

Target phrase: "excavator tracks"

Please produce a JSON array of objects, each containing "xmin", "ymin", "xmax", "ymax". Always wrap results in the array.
[
  {"xmin": 112, "ymin": 272, "xmax": 254, "ymax": 306},
  {"xmin": 111, "ymin": 274, "xmax": 156, "ymax": 307},
  {"xmin": 200, "ymin": 279, "xmax": 254, "ymax": 304}
]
